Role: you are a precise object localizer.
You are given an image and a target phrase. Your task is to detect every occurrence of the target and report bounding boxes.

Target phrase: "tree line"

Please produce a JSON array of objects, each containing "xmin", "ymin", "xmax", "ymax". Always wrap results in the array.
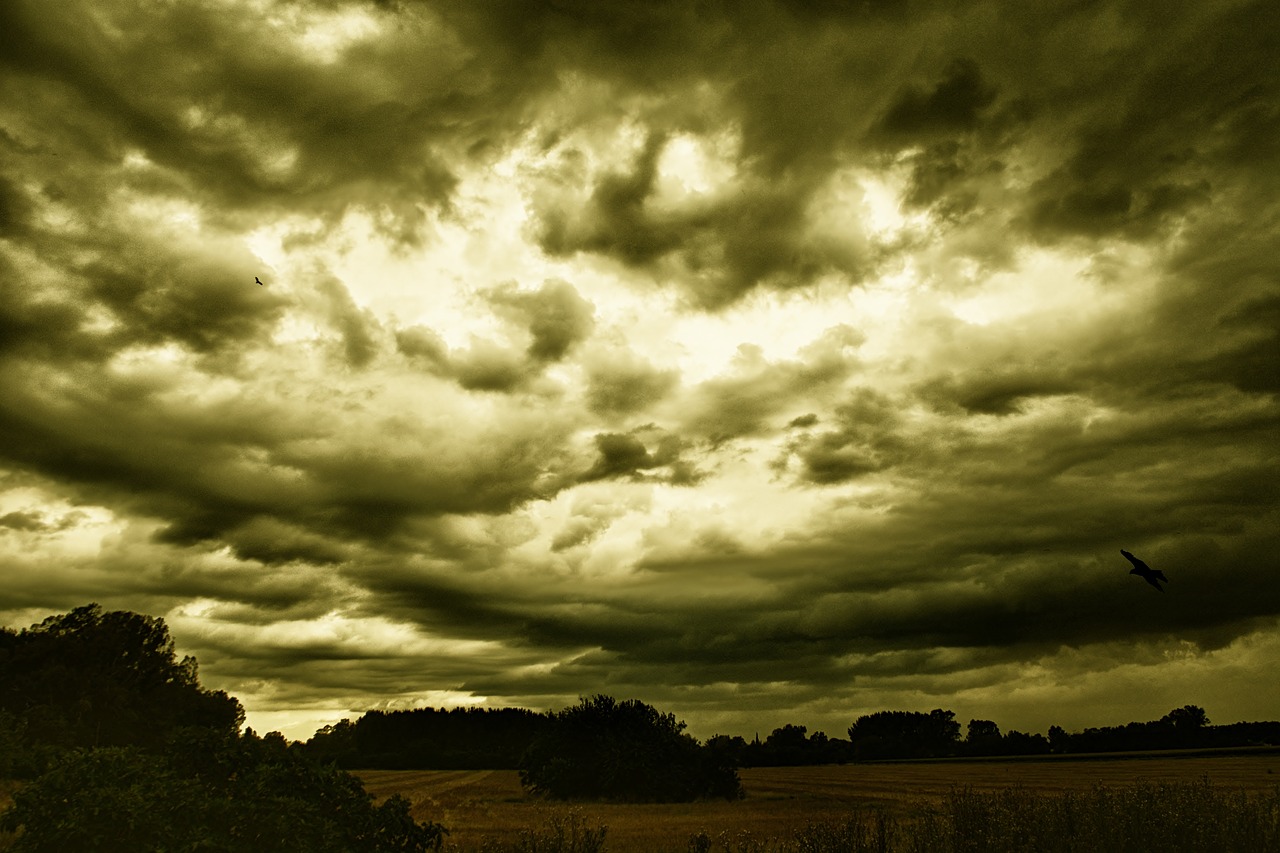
[{"xmin": 304, "ymin": 703, "xmax": 1280, "ymax": 771}]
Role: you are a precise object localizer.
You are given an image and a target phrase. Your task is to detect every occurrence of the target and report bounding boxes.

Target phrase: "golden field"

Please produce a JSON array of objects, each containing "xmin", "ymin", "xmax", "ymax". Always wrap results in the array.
[{"xmin": 355, "ymin": 751, "xmax": 1280, "ymax": 851}]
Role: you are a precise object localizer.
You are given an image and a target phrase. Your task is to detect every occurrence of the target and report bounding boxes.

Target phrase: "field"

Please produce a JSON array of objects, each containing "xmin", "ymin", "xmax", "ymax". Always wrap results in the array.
[{"xmin": 355, "ymin": 751, "xmax": 1280, "ymax": 851}]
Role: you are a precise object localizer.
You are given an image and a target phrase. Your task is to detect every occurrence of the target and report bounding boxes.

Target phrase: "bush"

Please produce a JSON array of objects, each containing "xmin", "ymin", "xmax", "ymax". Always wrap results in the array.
[
  {"xmin": 519, "ymin": 695, "xmax": 741, "ymax": 802},
  {"xmin": 0, "ymin": 731, "xmax": 447, "ymax": 852}
]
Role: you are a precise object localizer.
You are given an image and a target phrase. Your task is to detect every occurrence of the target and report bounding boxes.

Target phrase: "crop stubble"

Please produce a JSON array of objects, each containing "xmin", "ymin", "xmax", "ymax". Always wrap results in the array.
[{"xmin": 356, "ymin": 752, "xmax": 1280, "ymax": 851}]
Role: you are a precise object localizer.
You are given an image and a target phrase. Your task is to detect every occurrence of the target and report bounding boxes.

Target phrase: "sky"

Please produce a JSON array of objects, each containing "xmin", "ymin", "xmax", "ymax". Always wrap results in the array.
[{"xmin": 1, "ymin": 0, "xmax": 1277, "ymax": 743}]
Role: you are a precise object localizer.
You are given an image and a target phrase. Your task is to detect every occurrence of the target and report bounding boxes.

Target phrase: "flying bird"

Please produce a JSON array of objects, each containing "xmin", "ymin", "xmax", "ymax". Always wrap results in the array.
[
  {"xmin": 1121, "ymin": 549, "xmax": 1168, "ymax": 592},
  {"xmin": 255, "ymin": 276, "xmax": 263, "ymax": 286}
]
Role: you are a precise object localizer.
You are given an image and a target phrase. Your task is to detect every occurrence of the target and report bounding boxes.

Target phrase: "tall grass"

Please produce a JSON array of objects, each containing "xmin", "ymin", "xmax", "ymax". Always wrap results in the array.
[
  {"xmin": 674, "ymin": 779, "xmax": 1280, "ymax": 853},
  {"xmin": 906, "ymin": 779, "xmax": 1280, "ymax": 853},
  {"xmin": 477, "ymin": 809, "xmax": 608, "ymax": 853}
]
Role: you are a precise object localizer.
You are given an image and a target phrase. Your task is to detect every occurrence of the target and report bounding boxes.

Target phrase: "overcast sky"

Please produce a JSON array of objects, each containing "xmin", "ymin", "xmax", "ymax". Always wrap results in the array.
[{"xmin": 2, "ymin": 0, "xmax": 1277, "ymax": 742}]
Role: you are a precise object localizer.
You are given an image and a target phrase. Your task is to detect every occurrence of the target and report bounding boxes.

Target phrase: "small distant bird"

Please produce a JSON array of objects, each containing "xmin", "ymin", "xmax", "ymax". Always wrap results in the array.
[
  {"xmin": 1121, "ymin": 549, "xmax": 1168, "ymax": 592},
  {"xmin": 255, "ymin": 276, "xmax": 263, "ymax": 286}
]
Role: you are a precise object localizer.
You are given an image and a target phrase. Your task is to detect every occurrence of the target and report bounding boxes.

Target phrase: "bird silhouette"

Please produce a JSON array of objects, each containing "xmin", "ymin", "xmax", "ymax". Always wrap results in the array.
[
  {"xmin": 255, "ymin": 276, "xmax": 263, "ymax": 286},
  {"xmin": 1121, "ymin": 549, "xmax": 1167, "ymax": 592}
]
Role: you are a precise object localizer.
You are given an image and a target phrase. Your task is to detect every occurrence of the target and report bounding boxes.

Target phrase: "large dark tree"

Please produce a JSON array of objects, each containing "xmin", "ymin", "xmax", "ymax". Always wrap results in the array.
[
  {"xmin": 1163, "ymin": 705, "xmax": 1210, "ymax": 733},
  {"xmin": 0, "ymin": 604, "xmax": 242, "ymax": 774},
  {"xmin": 519, "ymin": 695, "xmax": 741, "ymax": 802},
  {"xmin": 847, "ymin": 709, "xmax": 961, "ymax": 760}
]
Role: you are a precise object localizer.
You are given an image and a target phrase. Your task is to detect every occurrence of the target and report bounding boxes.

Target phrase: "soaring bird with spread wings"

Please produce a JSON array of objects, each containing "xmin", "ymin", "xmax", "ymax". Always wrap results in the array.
[
  {"xmin": 255, "ymin": 276, "xmax": 264, "ymax": 286},
  {"xmin": 1121, "ymin": 550, "xmax": 1168, "ymax": 592}
]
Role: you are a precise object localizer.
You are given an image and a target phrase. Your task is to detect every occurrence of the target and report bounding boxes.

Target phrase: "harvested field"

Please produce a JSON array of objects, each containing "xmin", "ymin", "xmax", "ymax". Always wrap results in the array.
[{"xmin": 355, "ymin": 751, "xmax": 1280, "ymax": 851}]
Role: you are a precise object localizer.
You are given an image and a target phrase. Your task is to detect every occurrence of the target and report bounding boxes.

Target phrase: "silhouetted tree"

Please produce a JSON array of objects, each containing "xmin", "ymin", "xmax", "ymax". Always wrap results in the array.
[
  {"xmin": 847, "ymin": 709, "xmax": 960, "ymax": 760},
  {"xmin": 1048, "ymin": 724, "xmax": 1069, "ymax": 753},
  {"xmin": 1043, "ymin": 706, "xmax": 1247, "ymax": 754},
  {"xmin": 966, "ymin": 719, "xmax": 1002, "ymax": 755},
  {"xmin": 0, "ymin": 604, "xmax": 242, "ymax": 773},
  {"xmin": 760, "ymin": 724, "xmax": 811, "ymax": 765},
  {"xmin": 306, "ymin": 706, "xmax": 549, "ymax": 769},
  {"xmin": 1002, "ymin": 729, "xmax": 1050, "ymax": 756},
  {"xmin": 519, "ymin": 695, "xmax": 741, "ymax": 802},
  {"xmin": 1163, "ymin": 705, "xmax": 1210, "ymax": 732},
  {"xmin": 704, "ymin": 733, "xmax": 748, "ymax": 765}
]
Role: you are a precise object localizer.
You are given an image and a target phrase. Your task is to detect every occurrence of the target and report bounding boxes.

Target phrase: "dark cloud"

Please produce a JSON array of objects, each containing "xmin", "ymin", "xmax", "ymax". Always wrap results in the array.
[
  {"xmin": 0, "ymin": 510, "xmax": 48, "ymax": 532},
  {"xmin": 398, "ymin": 280, "xmax": 594, "ymax": 391},
  {"xmin": 448, "ymin": 341, "xmax": 529, "ymax": 393},
  {"xmin": 918, "ymin": 365, "xmax": 1079, "ymax": 416},
  {"xmin": 83, "ymin": 238, "xmax": 288, "ymax": 356},
  {"xmin": 394, "ymin": 325, "xmax": 449, "ymax": 367},
  {"xmin": 583, "ymin": 433, "xmax": 655, "ymax": 481},
  {"xmin": 0, "ymin": 174, "xmax": 32, "ymax": 235},
  {"xmin": 0, "ymin": 258, "xmax": 105, "ymax": 364},
  {"xmin": 583, "ymin": 350, "xmax": 679, "ymax": 417},
  {"xmin": 484, "ymin": 279, "xmax": 595, "ymax": 362},
  {"xmin": 316, "ymin": 275, "xmax": 384, "ymax": 369},
  {"xmin": 0, "ymin": 0, "xmax": 470, "ymax": 241},
  {"xmin": 874, "ymin": 59, "xmax": 997, "ymax": 142},
  {"xmin": 681, "ymin": 325, "xmax": 864, "ymax": 444},
  {"xmin": 1, "ymin": 0, "xmax": 1278, "ymax": 741},
  {"xmin": 531, "ymin": 137, "xmax": 878, "ymax": 307},
  {"xmin": 535, "ymin": 131, "xmax": 680, "ymax": 267},
  {"xmin": 581, "ymin": 427, "xmax": 700, "ymax": 485},
  {"xmin": 1015, "ymin": 2, "xmax": 1279, "ymax": 244}
]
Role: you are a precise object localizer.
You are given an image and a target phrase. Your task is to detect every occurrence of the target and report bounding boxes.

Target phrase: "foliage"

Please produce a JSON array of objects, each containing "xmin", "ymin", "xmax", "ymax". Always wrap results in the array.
[
  {"xmin": 1045, "ymin": 705, "xmax": 1280, "ymax": 755},
  {"xmin": 302, "ymin": 699, "xmax": 1280, "ymax": 773},
  {"xmin": 1165, "ymin": 704, "xmax": 1211, "ymax": 731},
  {"xmin": 519, "ymin": 695, "xmax": 742, "ymax": 802},
  {"xmin": 0, "ymin": 604, "xmax": 448, "ymax": 851},
  {"xmin": 0, "ymin": 730, "xmax": 447, "ymax": 852},
  {"xmin": 306, "ymin": 707, "xmax": 550, "ymax": 769},
  {"xmin": 0, "ymin": 604, "xmax": 243, "ymax": 774},
  {"xmin": 705, "ymin": 729, "xmax": 855, "ymax": 768},
  {"xmin": 847, "ymin": 709, "xmax": 961, "ymax": 760}
]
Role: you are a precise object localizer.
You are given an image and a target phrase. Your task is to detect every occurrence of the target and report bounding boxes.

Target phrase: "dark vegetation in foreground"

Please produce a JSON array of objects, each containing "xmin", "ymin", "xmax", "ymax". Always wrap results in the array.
[{"xmin": 0, "ymin": 605, "xmax": 445, "ymax": 851}]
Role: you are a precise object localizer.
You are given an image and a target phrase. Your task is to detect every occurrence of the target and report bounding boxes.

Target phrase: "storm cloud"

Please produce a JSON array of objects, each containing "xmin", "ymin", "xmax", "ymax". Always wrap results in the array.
[{"xmin": 1, "ymin": 0, "xmax": 1277, "ymax": 741}]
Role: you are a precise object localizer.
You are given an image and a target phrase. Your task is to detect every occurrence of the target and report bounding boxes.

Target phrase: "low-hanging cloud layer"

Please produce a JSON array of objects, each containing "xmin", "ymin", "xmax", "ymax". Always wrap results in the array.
[{"xmin": 1, "ymin": 0, "xmax": 1277, "ymax": 740}]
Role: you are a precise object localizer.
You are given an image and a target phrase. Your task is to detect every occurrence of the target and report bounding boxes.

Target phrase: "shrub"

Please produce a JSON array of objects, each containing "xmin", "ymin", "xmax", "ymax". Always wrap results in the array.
[
  {"xmin": 0, "ymin": 731, "xmax": 447, "ymax": 852},
  {"xmin": 519, "ymin": 695, "xmax": 741, "ymax": 802}
]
